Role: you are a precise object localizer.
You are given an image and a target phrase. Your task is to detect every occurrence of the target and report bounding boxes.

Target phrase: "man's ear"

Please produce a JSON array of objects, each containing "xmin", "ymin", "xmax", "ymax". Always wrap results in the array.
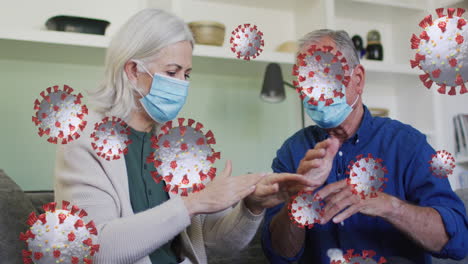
[
  {"xmin": 124, "ymin": 60, "xmax": 139, "ymax": 82},
  {"xmin": 354, "ymin": 64, "xmax": 365, "ymax": 95}
]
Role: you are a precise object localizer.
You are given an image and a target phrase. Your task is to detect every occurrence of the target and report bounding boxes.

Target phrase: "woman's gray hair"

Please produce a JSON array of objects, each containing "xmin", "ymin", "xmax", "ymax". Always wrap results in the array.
[
  {"xmin": 91, "ymin": 8, "xmax": 194, "ymax": 122},
  {"xmin": 298, "ymin": 29, "xmax": 360, "ymax": 68}
]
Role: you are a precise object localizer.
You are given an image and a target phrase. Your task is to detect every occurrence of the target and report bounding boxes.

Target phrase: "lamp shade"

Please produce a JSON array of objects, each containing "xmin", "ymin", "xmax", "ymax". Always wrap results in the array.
[{"xmin": 260, "ymin": 63, "xmax": 286, "ymax": 103}]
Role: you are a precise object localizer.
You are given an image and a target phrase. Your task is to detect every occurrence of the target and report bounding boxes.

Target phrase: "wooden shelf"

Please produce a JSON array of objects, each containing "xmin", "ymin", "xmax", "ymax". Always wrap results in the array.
[
  {"xmin": 456, "ymin": 156, "xmax": 468, "ymax": 165},
  {"xmin": 0, "ymin": 29, "xmax": 419, "ymax": 77},
  {"xmin": 347, "ymin": 0, "xmax": 464, "ymax": 10}
]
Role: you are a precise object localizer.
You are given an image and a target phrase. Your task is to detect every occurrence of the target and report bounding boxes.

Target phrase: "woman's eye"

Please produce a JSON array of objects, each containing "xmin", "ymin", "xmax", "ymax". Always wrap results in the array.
[
  {"xmin": 185, "ymin": 74, "xmax": 191, "ymax": 80},
  {"xmin": 167, "ymin": 72, "xmax": 176, "ymax": 76}
]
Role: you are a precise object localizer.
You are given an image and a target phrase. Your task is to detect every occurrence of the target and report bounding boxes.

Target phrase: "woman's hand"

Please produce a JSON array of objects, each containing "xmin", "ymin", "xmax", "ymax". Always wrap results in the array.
[
  {"xmin": 243, "ymin": 173, "xmax": 316, "ymax": 215},
  {"xmin": 182, "ymin": 160, "xmax": 266, "ymax": 217}
]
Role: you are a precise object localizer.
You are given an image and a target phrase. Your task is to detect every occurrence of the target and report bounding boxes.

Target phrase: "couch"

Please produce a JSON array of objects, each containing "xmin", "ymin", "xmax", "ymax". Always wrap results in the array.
[{"xmin": 0, "ymin": 169, "xmax": 466, "ymax": 264}]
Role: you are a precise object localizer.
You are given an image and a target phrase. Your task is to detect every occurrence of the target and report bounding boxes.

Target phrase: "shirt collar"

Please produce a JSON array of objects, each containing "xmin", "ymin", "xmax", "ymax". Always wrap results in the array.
[{"xmin": 351, "ymin": 104, "xmax": 373, "ymax": 145}]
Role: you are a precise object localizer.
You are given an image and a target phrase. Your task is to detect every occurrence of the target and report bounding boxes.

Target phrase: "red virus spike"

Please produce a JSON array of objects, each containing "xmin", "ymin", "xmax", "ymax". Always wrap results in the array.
[
  {"xmin": 58, "ymin": 213, "xmax": 67, "ymax": 224},
  {"xmin": 449, "ymin": 58, "xmax": 458, "ymax": 67},
  {"xmin": 181, "ymin": 143, "xmax": 188, "ymax": 151},
  {"xmin": 68, "ymin": 231, "xmax": 76, "ymax": 241},
  {"xmin": 448, "ymin": 87, "xmax": 457, "ymax": 96},
  {"xmin": 26, "ymin": 212, "xmax": 38, "ymax": 226},
  {"xmin": 178, "ymin": 117, "xmax": 185, "ymax": 127},
  {"xmin": 437, "ymin": 84, "xmax": 447, "ymax": 94},
  {"xmin": 91, "ymin": 244, "xmax": 100, "ymax": 256},
  {"xmin": 171, "ymin": 185, "xmax": 179, "ymax": 194},
  {"xmin": 181, "ymin": 175, "xmax": 190, "ymax": 185},
  {"xmin": 436, "ymin": 8, "xmax": 445, "ymax": 18},
  {"xmin": 164, "ymin": 174, "xmax": 174, "ymax": 183},
  {"xmin": 38, "ymin": 214, "xmax": 47, "ymax": 225},
  {"xmin": 22, "ymin": 250, "xmax": 32, "ymax": 258},
  {"xmin": 151, "ymin": 171, "xmax": 163, "ymax": 183},
  {"xmin": 438, "ymin": 21, "xmax": 447, "ymax": 32},
  {"xmin": 420, "ymin": 30, "xmax": 430, "ymax": 41},
  {"xmin": 199, "ymin": 171, "xmax": 207, "ymax": 181},
  {"xmin": 432, "ymin": 69, "xmax": 441, "ymax": 78},
  {"xmin": 71, "ymin": 257, "xmax": 79, "ymax": 264},
  {"xmin": 460, "ymin": 83, "xmax": 468, "ymax": 94},
  {"xmin": 53, "ymin": 250, "xmax": 61, "ymax": 258},
  {"xmin": 205, "ymin": 130, "xmax": 214, "ymax": 139},
  {"xmin": 82, "ymin": 238, "xmax": 93, "ymax": 247},
  {"xmin": 447, "ymin": 8, "xmax": 455, "ymax": 18},
  {"xmin": 456, "ymin": 35, "xmax": 464, "ymax": 45},
  {"xmin": 208, "ymin": 167, "xmax": 217, "ymax": 180},
  {"xmin": 34, "ymin": 252, "xmax": 44, "ymax": 260},
  {"xmin": 179, "ymin": 126, "xmax": 187, "ymax": 137},
  {"xmin": 207, "ymin": 137, "xmax": 216, "ymax": 144},
  {"xmin": 70, "ymin": 205, "xmax": 80, "ymax": 215},
  {"xmin": 411, "ymin": 34, "xmax": 420, "ymax": 49},
  {"xmin": 74, "ymin": 219, "xmax": 84, "ymax": 229}
]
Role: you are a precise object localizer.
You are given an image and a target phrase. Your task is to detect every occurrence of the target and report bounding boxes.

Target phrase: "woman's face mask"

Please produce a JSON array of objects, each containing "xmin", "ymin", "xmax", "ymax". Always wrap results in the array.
[{"xmin": 135, "ymin": 62, "xmax": 189, "ymax": 123}]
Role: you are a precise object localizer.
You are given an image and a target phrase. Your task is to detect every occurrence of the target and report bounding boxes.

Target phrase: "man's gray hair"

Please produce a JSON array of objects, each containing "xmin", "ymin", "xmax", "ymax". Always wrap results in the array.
[{"xmin": 298, "ymin": 29, "xmax": 360, "ymax": 68}]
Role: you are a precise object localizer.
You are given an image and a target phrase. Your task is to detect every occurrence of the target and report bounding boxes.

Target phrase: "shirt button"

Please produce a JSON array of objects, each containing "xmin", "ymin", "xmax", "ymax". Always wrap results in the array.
[
  {"xmin": 356, "ymin": 139, "xmax": 360, "ymax": 144},
  {"xmin": 338, "ymin": 151, "xmax": 343, "ymax": 157},
  {"xmin": 144, "ymin": 164, "xmax": 148, "ymax": 170}
]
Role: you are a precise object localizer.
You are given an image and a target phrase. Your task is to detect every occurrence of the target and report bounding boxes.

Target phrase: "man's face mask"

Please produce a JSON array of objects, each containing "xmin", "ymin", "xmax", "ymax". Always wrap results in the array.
[
  {"xmin": 134, "ymin": 61, "xmax": 189, "ymax": 124},
  {"xmin": 293, "ymin": 45, "xmax": 359, "ymax": 129}
]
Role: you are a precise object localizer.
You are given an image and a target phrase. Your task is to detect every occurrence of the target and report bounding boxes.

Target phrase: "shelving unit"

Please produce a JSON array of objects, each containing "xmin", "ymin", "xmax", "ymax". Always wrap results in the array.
[{"xmin": 0, "ymin": 28, "xmax": 420, "ymax": 77}]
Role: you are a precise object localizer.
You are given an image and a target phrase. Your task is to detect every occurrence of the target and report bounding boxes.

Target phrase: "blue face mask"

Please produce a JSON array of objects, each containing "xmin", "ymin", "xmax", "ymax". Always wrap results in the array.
[
  {"xmin": 136, "ymin": 63, "xmax": 189, "ymax": 123},
  {"xmin": 304, "ymin": 93, "xmax": 359, "ymax": 128},
  {"xmin": 304, "ymin": 78, "xmax": 359, "ymax": 128}
]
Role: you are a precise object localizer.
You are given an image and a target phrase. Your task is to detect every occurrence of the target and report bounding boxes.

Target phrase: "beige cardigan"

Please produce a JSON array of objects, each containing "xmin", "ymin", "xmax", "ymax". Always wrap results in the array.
[{"xmin": 54, "ymin": 111, "xmax": 264, "ymax": 264}]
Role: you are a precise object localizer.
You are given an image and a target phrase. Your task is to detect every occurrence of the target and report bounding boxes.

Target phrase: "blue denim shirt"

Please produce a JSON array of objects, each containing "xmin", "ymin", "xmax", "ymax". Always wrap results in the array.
[{"xmin": 262, "ymin": 105, "xmax": 468, "ymax": 264}]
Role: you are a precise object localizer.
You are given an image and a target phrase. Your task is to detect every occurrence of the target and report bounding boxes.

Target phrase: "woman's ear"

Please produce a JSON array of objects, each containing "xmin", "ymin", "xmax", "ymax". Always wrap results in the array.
[{"xmin": 124, "ymin": 60, "xmax": 139, "ymax": 82}]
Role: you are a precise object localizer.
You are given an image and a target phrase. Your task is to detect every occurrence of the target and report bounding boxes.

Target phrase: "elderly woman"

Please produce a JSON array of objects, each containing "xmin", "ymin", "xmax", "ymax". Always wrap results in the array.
[{"xmin": 54, "ymin": 8, "xmax": 312, "ymax": 264}]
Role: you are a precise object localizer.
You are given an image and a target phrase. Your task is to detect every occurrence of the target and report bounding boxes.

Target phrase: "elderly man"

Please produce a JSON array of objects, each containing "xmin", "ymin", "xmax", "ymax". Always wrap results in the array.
[{"xmin": 261, "ymin": 29, "xmax": 468, "ymax": 263}]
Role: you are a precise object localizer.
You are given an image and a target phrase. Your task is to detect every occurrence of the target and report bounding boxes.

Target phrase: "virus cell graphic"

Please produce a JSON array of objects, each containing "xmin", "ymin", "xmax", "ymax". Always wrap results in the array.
[
  {"xmin": 90, "ymin": 116, "xmax": 132, "ymax": 161},
  {"xmin": 230, "ymin": 23, "xmax": 264, "ymax": 60},
  {"xmin": 346, "ymin": 153, "xmax": 388, "ymax": 199},
  {"xmin": 429, "ymin": 150, "xmax": 456, "ymax": 178},
  {"xmin": 328, "ymin": 249, "xmax": 387, "ymax": 264},
  {"xmin": 288, "ymin": 190, "xmax": 324, "ymax": 229},
  {"xmin": 292, "ymin": 45, "xmax": 351, "ymax": 107},
  {"xmin": 32, "ymin": 85, "xmax": 88, "ymax": 144},
  {"xmin": 146, "ymin": 118, "xmax": 221, "ymax": 196},
  {"xmin": 19, "ymin": 201, "xmax": 99, "ymax": 264},
  {"xmin": 410, "ymin": 8, "xmax": 468, "ymax": 95}
]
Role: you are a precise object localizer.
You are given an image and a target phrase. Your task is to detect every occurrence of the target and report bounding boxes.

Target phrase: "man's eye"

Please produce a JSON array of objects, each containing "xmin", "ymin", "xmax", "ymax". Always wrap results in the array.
[
  {"xmin": 167, "ymin": 72, "xmax": 176, "ymax": 76},
  {"xmin": 185, "ymin": 74, "xmax": 191, "ymax": 80}
]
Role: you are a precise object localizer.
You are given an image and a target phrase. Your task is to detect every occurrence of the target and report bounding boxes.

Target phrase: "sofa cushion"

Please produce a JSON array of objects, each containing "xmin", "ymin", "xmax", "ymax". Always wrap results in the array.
[{"xmin": 0, "ymin": 169, "xmax": 36, "ymax": 264}]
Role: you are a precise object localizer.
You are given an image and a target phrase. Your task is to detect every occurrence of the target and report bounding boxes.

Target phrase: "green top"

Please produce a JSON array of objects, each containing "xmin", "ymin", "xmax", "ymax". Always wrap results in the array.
[{"xmin": 125, "ymin": 127, "xmax": 179, "ymax": 264}]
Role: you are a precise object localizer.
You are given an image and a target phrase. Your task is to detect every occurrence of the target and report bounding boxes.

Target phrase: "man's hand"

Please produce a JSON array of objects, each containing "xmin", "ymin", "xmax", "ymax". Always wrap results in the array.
[
  {"xmin": 244, "ymin": 173, "xmax": 316, "ymax": 214},
  {"xmin": 316, "ymin": 179, "xmax": 450, "ymax": 252},
  {"xmin": 316, "ymin": 179, "xmax": 393, "ymax": 224},
  {"xmin": 297, "ymin": 137, "xmax": 340, "ymax": 187}
]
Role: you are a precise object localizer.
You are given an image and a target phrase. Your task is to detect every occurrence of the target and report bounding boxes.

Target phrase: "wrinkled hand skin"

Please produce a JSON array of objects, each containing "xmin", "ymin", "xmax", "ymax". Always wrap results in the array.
[{"xmin": 244, "ymin": 173, "xmax": 316, "ymax": 215}]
